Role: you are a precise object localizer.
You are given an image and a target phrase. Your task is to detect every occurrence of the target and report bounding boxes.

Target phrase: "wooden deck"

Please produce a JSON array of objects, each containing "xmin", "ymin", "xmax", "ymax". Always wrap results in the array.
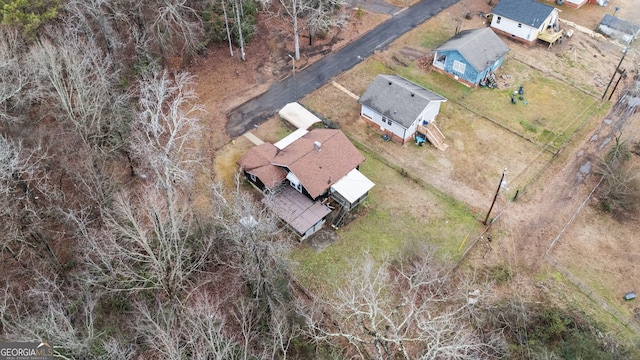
[
  {"xmin": 417, "ymin": 123, "xmax": 448, "ymax": 151},
  {"xmin": 538, "ymin": 29, "xmax": 563, "ymax": 47}
]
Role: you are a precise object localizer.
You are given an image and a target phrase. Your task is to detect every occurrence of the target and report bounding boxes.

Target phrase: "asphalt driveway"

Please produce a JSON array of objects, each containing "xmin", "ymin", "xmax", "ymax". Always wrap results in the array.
[{"xmin": 226, "ymin": 0, "xmax": 459, "ymax": 137}]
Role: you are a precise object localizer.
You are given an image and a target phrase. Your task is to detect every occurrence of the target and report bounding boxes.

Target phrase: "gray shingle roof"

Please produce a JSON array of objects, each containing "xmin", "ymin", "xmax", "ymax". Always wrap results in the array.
[
  {"xmin": 358, "ymin": 75, "xmax": 446, "ymax": 128},
  {"xmin": 492, "ymin": 0, "xmax": 555, "ymax": 28},
  {"xmin": 600, "ymin": 14, "xmax": 640, "ymax": 36},
  {"xmin": 434, "ymin": 28, "xmax": 510, "ymax": 72}
]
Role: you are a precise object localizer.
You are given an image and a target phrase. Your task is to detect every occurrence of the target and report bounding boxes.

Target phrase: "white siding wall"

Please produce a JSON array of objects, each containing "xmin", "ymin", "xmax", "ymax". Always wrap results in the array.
[
  {"xmin": 418, "ymin": 102, "xmax": 442, "ymax": 124},
  {"xmin": 361, "ymin": 105, "xmax": 405, "ymax": 140},
  {"xmin": 492, "ymin": 16, "xmax": 539, "ymax": 41},
  {"xmin": 361, "ymin": 105, "xmax": 378, "ymax": 121},
  {"xmin": 538, "ymin": 12, "xmax": 556, "ymax": 32},
  {"xmin": 405, "ymin": 121, "xmax": 417, "ymax": 139}
]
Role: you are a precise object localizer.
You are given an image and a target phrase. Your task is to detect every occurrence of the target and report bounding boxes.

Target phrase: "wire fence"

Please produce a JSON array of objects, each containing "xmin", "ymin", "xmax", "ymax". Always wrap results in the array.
[{"xmin": 545, "ymin": 254, "xmax": 640, "ymax": 334}]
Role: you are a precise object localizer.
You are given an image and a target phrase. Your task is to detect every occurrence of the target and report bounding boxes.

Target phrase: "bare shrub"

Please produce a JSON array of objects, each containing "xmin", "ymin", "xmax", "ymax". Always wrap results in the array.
[
  {"xmin": 596, "ymin": 137, "xmax": 640, "ymax": 214},
  {"xmin": 304, "ymin": 245, "xmax": 506, "ymax": 359}
]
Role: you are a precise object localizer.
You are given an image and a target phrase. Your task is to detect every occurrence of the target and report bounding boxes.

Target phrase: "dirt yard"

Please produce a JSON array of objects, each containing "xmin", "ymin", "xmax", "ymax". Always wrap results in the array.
[{"xmin": 190, "ymin": 0, "xmax": 640, "ymax": 337}]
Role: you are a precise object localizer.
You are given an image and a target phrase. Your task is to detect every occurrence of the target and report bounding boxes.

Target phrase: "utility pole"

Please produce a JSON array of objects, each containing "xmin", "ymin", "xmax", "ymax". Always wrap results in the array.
[
  {"xmin": 483, "ymin": 168, "xmax": 507, "ymax": 226},
  {"xmin": 608, "ymin": 69, "xmax": 626, "ymax": 101},
  {"xmin": 602, "ymin": 47, "xmax": 627, "ymax": 100}
]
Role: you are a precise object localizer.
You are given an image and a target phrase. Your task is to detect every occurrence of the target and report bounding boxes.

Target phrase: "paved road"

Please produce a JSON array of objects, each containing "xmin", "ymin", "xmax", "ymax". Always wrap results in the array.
[
  {"xmin": 226, "ymin": 0, "xmax": 460, "ymax": 137},
  {"xmin": 347, "ymin": 0, "xmax": 402, "ymax": 16}
]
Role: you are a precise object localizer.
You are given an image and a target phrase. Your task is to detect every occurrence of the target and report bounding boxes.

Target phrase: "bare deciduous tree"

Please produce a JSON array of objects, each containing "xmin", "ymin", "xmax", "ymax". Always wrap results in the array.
[
  {"xmin": 305, "ymin": 0, "xmax": 346, "ymax": 46},
  {"xmin": 212, "ymin": 179, "xmax": 305, "ymax": 358},
  {"xmin": 28, "ymin": 31, "xmax": 129, "ymax": 153},
  {"xmin": 135, "ymin": 294, "xmax": 240, "ymax": 359},
  {"xmin": 63, "ymin": 0, "xmax": 127, "ymax": 55},
  {"xmin": 0, "ymin": 134, "xmax": 59, "ymax": 270},
  {"xmin": 131, "ymin": 69, "xmax": 204, "ymax": 190},
  {"xmin": 0, "ymin": 271, "xmax": 101, "ymax": 359},
  {"xmin": 151, "ymin": 0, "xmax": 205, "ymax": 57},
  {"xmin": 304, "ymin": 247, "xmax": 506, "ymax": 359},
  {"xmin": 596, "ymin": 136, "xmax": 640, "ymax": 213},
  {"xmin": 279, "ymin": 0, "xmax": 304, "ymax": 60},
  {"xmin": 0, "ymin": 27, "xmax": 30, "ymax": 125},
  {"xmin": 212, "ymin": 179, "xmax": 291, "ymax": 301},
  {"xmin": 82, "ymin": 186, "xmax": 213, "ymax": 299}
]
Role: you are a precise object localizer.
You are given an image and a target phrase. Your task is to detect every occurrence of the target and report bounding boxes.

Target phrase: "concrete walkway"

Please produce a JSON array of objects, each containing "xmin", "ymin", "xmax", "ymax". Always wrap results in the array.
[
  {"xmin": 243, "ymin": 132, "xmax": 264, "ymax": 145},
  {"xmin": 331, "ymin": 81, "xmax": 359, "ymax": 100}
]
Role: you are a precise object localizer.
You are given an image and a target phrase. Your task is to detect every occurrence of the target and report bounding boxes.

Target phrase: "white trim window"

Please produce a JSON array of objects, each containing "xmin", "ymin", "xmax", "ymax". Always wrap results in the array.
[{"xmin": 453, "ymin": 60, "xmax": 466, "ymax": 74}]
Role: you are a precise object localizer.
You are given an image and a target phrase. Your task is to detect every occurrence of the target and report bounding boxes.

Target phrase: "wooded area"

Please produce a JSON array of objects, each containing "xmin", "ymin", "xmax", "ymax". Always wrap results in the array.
[{"xmin": 1, "ymin": 0, "xmax": 638, "ymax": 358}]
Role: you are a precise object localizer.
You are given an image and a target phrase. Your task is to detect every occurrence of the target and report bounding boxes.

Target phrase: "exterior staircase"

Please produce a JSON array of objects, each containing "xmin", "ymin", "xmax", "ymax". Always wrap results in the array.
[
  {"xmin": 417, "ymin": 123, "xmax": 448, "ymax": 151},
  {"xmin": 268, "ymin": 181, "xmax": 288, "ymax": 196},
  {"xmin": 331, "ymin": 206, "xmax": 349, "ymax": 229}
]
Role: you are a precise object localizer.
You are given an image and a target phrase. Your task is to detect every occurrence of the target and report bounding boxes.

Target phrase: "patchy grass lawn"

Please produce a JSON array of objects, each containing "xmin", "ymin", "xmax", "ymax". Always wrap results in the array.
[
  {"xmin": 291, "ymin": 149, "xmax": 480, "ymax": 296},
  {"xmin": 305, "ymin": 58, "xmax": 559, "ymax": 208},
  {"xmin": 368, "ymin": 55, "xmax": 608, "ymax": 150}
]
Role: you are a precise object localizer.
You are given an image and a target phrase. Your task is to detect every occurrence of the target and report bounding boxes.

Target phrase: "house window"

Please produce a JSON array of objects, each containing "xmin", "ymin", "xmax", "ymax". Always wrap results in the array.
[
  {"xmin": 518, "ymin": 23, "xmax": 522, "ymax": 28},
  {"xmin": 453, "ymin": 60, "xmax": 466, "ymax": 74},
  {"xmin": 290, "ymin": 180, "xmax": 302, "ymax": 193},
  {"xmin": 249, "ymin": 173, "xmax": 256, "ymax": 182},
  {"xmin": 437, "ymin": 54, "xmax": 446, "ymax": 62},
  {"xmin": 382, "ymin": 116, "xmax": 392, "ymax": 126},
  {"xmin": 496, "ymin": 16, "xmax": 501, "ymax": 24}
]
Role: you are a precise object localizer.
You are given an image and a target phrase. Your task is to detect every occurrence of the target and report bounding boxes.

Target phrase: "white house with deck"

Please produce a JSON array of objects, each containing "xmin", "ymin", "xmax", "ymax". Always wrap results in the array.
[
  {"xmin": 359, "ymin": 75, "xmax": 447, "ymax": 146},
  {"xmin": 490, "ymin": 0, "xmax": 561, "ymax": 46}
]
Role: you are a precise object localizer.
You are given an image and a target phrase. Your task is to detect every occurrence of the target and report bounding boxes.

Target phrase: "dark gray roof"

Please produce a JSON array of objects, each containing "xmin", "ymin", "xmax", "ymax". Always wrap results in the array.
[
  {"xmin": 492, "ymin": 0, "xmax": 555, "ymax": 28},
  {"xmin": 358, "ymin": 75, "xmax": 446, "ymax": 128},
  {"xmin": 600, "ymin": 14, "xmax": 640, "ymax": 35},
  {"xmin": 434, "ymin": 28, "xmax": 510, "ymax": 72}
]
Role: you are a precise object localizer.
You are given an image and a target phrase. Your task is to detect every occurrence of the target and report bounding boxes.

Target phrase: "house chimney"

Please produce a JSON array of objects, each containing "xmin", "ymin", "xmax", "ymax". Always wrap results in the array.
[{"xmin": 314, "ymin": 141, "xmax": 321, "ymax": 152}]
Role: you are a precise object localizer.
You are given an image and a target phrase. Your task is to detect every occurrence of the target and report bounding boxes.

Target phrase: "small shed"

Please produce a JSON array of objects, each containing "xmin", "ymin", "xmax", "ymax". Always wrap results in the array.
[
  {"xmin": 597, "ymin": 15, "xmax": 640, "ymax": 45},
  {"xmin": 278, "ymin": 102, "xmax": 322, "ymax": 130},
  {"xmin": 432, "ymin": 28, "xmax": 510, "ymax": 88}
]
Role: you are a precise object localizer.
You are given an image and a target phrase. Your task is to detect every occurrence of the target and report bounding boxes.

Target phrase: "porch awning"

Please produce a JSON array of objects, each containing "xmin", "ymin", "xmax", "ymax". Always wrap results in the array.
[{"xmin": 331, "ymin": 169, "xmax": 375, "ymax": 204}]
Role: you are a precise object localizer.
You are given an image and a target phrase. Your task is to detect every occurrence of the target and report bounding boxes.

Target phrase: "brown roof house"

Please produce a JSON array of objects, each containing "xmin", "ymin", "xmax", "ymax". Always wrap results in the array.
[{"xmin": 237, "ymin": 128, "xmax": 375, "ymax": 240}]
